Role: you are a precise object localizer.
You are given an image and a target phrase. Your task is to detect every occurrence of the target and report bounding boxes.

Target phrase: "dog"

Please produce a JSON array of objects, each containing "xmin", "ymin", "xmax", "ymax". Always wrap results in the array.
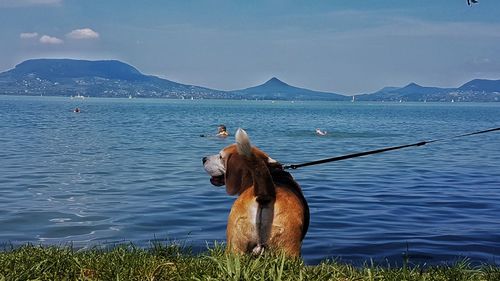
[{"xmin": 202, "ymin": 128, "xmax": 309, "ymax": 257}]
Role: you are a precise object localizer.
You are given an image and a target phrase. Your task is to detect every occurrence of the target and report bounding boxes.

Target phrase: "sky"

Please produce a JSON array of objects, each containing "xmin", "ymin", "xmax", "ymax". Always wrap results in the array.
[{"xmin": 1, "ymin": 0, "xmax": 500, "ymax": 95}]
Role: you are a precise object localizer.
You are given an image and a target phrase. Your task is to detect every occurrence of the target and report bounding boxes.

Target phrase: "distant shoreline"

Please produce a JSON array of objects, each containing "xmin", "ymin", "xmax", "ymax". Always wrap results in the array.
[
  {"xmin": 2, "ymin": 93, "xmax": 500, "ymax": 103},
  {"xmin": 1, "ymin": 59, "xmax": 499, "ymax": 102}
]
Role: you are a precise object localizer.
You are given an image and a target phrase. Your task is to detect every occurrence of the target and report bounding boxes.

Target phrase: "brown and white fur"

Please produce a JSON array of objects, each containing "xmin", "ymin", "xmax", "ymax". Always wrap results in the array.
[{"xmin": 202, "ymin": 128, "xmax": 309, "ymax": 257}]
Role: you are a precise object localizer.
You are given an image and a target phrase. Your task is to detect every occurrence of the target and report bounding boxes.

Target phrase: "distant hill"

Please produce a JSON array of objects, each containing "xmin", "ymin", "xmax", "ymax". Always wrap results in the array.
[
  {"xmin": 233, "ymin": 77, "xmax": 349, "ymax": 101},
  {"xmin": 10, "ymin": 59, "xmax": 144, "ymax": 81},
  {"xmin": 0, "ymin": 59, "xmax": 349, "ymax": 100},
  {"xmin": 1, "ymin": 58, "xmax": 499, "ymax": 101},
  {"xmin": 0, "ymin": 59, "xmax": 233, "ymax": 99},
  {"xmin": 356, "ymin": 81, "xmax": 500, "ymax": 102},
  {"xmin": 458, "ymin": 79, "xmax": 500, "ymax": 92},
  {"xmin": 0, "ymin": 59, "xmax": 348, "ymax": 100}
]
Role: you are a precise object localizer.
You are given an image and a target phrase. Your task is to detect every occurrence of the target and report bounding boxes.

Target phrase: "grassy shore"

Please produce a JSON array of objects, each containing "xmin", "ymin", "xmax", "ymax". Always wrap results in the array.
[{"xmin": 1, "ymin": 243, "xmax": 499, "ymax": 281}]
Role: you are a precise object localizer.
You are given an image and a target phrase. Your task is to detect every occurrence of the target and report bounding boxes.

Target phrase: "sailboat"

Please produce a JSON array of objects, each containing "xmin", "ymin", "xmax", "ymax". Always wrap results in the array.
[
  {"xmin": 71, "ymin": 93, "xmax": 85, "ymax": 99},
  {"xmin": 351, "ymin": 96, "xmax": 355, "ymax": 102}
]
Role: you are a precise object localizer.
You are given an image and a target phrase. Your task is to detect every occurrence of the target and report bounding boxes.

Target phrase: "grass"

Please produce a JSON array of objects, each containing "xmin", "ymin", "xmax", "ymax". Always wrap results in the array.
[{"xmin": 0, "ymin": 242, "xmax": 499, "ymax": 281}]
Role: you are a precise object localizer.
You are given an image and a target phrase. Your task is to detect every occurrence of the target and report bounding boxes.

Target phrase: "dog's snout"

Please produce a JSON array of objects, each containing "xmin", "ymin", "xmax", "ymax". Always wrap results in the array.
[{"xmin": 202, "ymin": 157, "xmax": 208, "ymax": 164}]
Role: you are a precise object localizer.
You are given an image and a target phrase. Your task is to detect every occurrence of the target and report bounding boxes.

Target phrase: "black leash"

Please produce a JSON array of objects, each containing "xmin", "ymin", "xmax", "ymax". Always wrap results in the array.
[{"xmin": 283, "ymin": 127, "xmax": 500, "ymax": 170}]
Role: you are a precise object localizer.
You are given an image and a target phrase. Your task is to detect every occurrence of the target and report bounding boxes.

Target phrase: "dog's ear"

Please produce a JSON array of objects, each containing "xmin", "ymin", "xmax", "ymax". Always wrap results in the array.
[
  {"xmin": 224, "ymin": 153, "xmax": 253, "ymax": 195},
  {"xmin": 235, "ymin": 128, "xmax": 252, "ymax": 157}
]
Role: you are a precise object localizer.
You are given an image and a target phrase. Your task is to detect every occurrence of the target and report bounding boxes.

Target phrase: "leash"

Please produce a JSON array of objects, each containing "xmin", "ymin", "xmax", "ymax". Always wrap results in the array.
[{"xmin": 283, "ymin": 127, "xmax": 500, "ymax": 170}]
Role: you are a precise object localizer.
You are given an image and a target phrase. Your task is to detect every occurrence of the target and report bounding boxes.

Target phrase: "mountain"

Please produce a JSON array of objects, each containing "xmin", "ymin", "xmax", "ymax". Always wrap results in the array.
[
  {"xmin": 356, "ymin": 81, "xmax": 500, "ymax": 102},
  {"xmin": 357, "ymin": 82, "xmax": 453, "ymax": 101},
  {"xmin": 9, "ymin": 59, "xmax": 144, "ymax": 81},
  {"xmin": 1, "ymin": 58, "xmax": 499, "ymax": 101},
  {"xmin": 0, "ymin": 59, "xmax": 348, "ymax": 100},
  {"xmin": 458, "ymin": 79, "xmax": 500, "ymax": 92},
  {"xmin": 0, "ymin": 59, "xmax": 234, "ymax": 99},
  {"xmin": 233, "ymin": 77, "xmax": 349, "ymax": 101}
]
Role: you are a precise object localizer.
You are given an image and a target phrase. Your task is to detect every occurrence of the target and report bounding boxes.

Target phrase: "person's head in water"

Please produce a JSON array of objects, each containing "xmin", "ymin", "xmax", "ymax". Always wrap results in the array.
[
  {"xmin": 74, "ymin": 107, "xmax": 80, "ymax": 113},
  {"xmin": 217, "ymin": 125, "xmax": 229, "ymax": 137}
]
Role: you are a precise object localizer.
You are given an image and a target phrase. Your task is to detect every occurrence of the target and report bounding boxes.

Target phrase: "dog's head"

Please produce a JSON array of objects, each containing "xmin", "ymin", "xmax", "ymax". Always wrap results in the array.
[{"xmin": 202, "ymin": 128, "xmax": 281, "ymax": 195}]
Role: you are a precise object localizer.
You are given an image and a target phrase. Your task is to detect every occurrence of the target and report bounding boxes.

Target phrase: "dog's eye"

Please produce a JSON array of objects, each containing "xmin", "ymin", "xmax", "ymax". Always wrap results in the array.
[{"xmin": 219, "ymin": 155, "xmax": 223, "ymax": 160}]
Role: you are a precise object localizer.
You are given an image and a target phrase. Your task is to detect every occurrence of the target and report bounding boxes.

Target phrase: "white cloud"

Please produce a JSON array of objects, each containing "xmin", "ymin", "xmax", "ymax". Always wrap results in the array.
[
  {"xmin": 66, "ymin": 28, "xmax": 99, "ymax": 40},
  {"xmin": 0, "ymin": 0, "xmax": 62, "ymax": 7},
  {"xmin": 20, "ymin": 32, "xmax": 39, "ymax": 39},
  {"xmin": 39, "ymin": 35, "xmax": 63, "ymax": 44}
]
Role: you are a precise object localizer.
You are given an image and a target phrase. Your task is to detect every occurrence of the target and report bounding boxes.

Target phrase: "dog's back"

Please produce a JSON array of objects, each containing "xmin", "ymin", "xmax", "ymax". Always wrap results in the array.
[{"xmin": 226, "ymin": 129, "xmax": 309, "ymax": 256}]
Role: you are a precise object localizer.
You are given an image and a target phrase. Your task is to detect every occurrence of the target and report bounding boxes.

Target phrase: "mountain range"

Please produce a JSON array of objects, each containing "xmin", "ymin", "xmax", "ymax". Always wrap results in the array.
[
  {"xmin": 0, "ymin": 58, "xmax": 499, "ymax": 102},
  {"xmin": 356, "ymin": 81, "xmax": 500, "ymax": 102}
]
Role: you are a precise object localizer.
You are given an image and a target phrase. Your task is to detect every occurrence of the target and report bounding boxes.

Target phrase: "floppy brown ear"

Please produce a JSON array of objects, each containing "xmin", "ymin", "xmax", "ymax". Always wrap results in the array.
[{"xmin": 224, "ymin": 154, "xmax": 253, "ymax": 195}]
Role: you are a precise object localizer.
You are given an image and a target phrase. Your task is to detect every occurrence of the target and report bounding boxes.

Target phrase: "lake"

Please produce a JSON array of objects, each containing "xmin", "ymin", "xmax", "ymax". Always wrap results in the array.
[{"xmin": 0, "ymin": 95, "xmax": 499, "ymax": 265}]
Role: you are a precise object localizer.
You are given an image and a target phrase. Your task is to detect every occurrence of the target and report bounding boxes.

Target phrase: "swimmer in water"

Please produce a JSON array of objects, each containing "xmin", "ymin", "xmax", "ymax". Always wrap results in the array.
[
  {"xmin": 74, "ymin": 107, "xmax": 81, "ymax": 113},
  {"xmin": 315, "ymin": 128, "xmax": 327, "ymax": 136},
  {"xmin": 217, "ymin": 125, "xmax": 229, "ymax": 137}
]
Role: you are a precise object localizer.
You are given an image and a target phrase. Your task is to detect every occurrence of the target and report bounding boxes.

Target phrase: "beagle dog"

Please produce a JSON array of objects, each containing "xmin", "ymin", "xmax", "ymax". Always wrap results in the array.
[{"xmin": 202, "ymin": 128, "xmax": 309, "ymax": 257}]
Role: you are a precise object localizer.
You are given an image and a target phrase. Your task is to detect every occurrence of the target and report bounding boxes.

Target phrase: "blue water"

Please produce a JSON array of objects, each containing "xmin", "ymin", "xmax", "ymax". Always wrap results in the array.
[{"xmin": 1, "ymin": 95, "xmax": 499, "ymax": 265}]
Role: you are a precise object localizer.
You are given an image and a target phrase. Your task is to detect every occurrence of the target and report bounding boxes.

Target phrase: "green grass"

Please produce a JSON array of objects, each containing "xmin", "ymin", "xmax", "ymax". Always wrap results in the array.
[{"xmin": 0, "ymin": 242, "xmax": 499, "ymax": 281}]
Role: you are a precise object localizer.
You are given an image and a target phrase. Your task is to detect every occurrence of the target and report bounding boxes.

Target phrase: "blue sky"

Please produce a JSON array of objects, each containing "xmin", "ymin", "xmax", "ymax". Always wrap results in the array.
[{"xmin": 1, "ymin": 0, "xmax": 499, "ymax": 94}]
